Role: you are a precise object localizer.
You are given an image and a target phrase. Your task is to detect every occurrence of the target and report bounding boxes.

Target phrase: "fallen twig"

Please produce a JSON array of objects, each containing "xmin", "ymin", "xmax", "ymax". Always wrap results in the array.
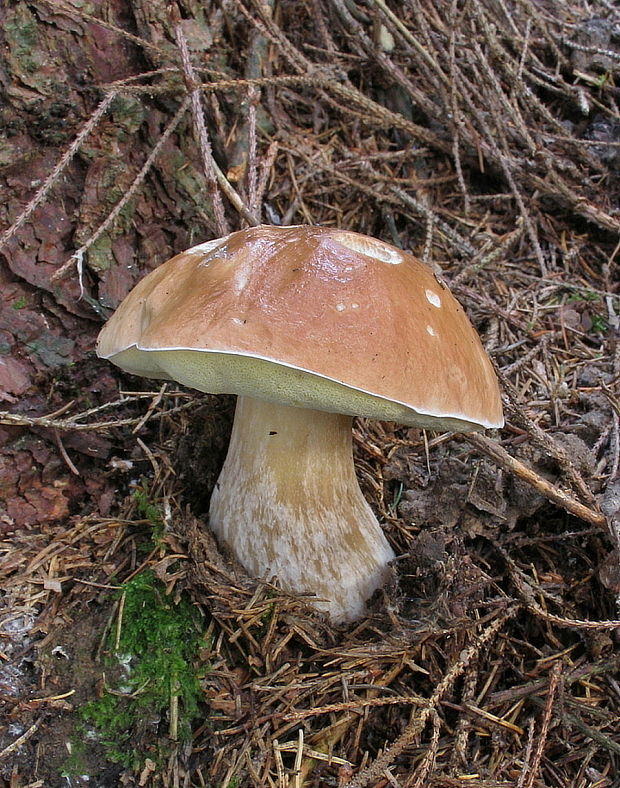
[
  {"xmin": 52, "ymin": 95, "xmax": 191, "ymax": 286},
  {"xmin": 462, "ymin": 432, "xmax": 606, "ymax": 527},
  {"xmin": 0, "ymin": 93, "xmax": 115, "ymax": 254},
  {"xmin": 0, "ymin": 397, "xmax": 198, "ymax": 433},
  {"xmin": 342, "ymin": 610, "xmax": 515, "ymax": 788}
]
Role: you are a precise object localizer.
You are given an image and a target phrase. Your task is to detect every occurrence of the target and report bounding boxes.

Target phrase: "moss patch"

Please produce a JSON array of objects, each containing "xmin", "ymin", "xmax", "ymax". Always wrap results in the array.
[
  {"xmin": 132, "ymin": 483, "xmax": 165, "ymax": 545},
  {"xmin": 79, "ymin": 570, "xmax": 206, "ymax": 771}
]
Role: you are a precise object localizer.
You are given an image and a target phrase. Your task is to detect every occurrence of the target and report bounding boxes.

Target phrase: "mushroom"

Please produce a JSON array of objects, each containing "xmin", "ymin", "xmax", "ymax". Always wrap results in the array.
[{"xmin": 97, "ymin": 225, "xmax": 503, "ymax": 622}]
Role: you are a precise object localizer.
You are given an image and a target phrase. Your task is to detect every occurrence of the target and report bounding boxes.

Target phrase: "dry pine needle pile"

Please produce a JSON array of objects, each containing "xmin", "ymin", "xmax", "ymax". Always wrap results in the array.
[{"xmin": 0, "ymin": 1, "xmax": 619, "ymax": 787}]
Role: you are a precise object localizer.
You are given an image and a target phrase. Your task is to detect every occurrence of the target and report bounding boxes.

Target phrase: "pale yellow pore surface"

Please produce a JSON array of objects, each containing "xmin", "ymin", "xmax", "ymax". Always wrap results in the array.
[
  {"xmin": 209, "ymin": 396, "xmax": 396, "ymax": 622},
  {"xmin": 108, "ymin": 347, "xmax": 491, "ymax": 431}
]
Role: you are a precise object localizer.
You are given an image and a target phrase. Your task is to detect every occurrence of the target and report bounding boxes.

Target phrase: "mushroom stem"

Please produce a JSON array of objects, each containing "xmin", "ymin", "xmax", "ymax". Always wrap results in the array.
[{"xmin": 209, "ymin": 396, "xmax": 395, "ymax": 622}]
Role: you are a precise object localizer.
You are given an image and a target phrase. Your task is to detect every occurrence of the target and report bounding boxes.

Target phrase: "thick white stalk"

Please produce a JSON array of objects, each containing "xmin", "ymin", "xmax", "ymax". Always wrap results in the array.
[{"xmin": 209, "ymin": 396, "xmax": 395, "ymax": 622}]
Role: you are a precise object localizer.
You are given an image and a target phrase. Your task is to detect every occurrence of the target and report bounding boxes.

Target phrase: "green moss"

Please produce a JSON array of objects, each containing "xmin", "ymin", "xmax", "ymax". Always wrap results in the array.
[
  {"xmin": 168, "ymin": 148, "xmax": 206, "ymax": 202},
  {"xmin": 81, "ymin": 571, "xmax": 206, "ymax": 768},
  {"xmin": 110, "ymin": 96, "xmax": 145, "ymax": 138},
  {"xmin": 25, "ymin": 334, "xmax": 74, "ymax": 367},
  {"xmin": 5, "ymin": 6, "xmax": 41, "ymax": 77},
  {"xmin": 132, "ymin": 483, "xmax": 165, "ymax": 545},
  {"xmin": 567, "ymin": 289, "xmax": 600, "ymax": 303},
  {"xmin": 4, "ymin": 5, "xmax": 57, "ymax": 98},
  {"xmin": 12, "ymin": 296, "xmax": 27, "ymax": 310},
  {"xmin": 590, "ymin": 314, "xmax": 608, "ymax": 334},
  {"xmin": 82, "ymin": 234, "xmax": 114, "ymax": 273}
]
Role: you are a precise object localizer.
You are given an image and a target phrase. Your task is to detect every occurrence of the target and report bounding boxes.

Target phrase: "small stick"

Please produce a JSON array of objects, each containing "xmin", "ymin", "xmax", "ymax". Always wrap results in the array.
[
  {"xmin": 517, "ymin": 663, "xmax": 561, "ymax": 788},
  {"xmin": 408, "ymin": 710, "xmax": 441, "ymax": 788},
  {"xmin": 0, "ymin": 397, "xmax": 198, "ymax": 433},
  {"xmin": 254, "ymin": 141, "xmax": 279, "ymax": 211},
  {"xmin": 343, "ymin": 610, "xmax": 515, "ymax": 787},
  {"xmin": 247, "ymin": 86, "xmax": 260, "ymax": 216},
  {"xmin": 462, "ymin": 432, "xmax": 606, "ymax": 527},
  {"xmin": 494, "ymin": 538, "xmax": 620, "ymax": 630},
  {"xmin": 115, "ymin": 587, "xmax": 127, "ymax": 652},
  {"xmin": 38, "ymin": 0, "xmax": 163, "ymax": 54},
  {"xmin": 0, "ymin": 719, "xmax": 42, "ymax": 759},
  {"xmin": 283, "ymin": 693, "xmax": 425, "ymax": 721},
  {"xmin": 132, "ymin": 383, "xmax": 168, "ymax": 434},
  {"xmin": 173, "ymin": 13, "xmax": 259, "ymax": 230},
  {"xmin": 293, "ymin": 728, "xmax": 303, "ymax": 788},
  {"xmin": 0, "ymin": 93, "xmax": 115, "ymax": 254},
  {"xmin": 273, "ymin": 739, "xmax": 285, "ymax": 785},
  {"xmin": 527, "ymin": 692, "xmax": 620, "ymax": 757},
  {"xmin": 52, "ymin": 96, "xmax": 191, "ymax": 287},
  {"xmin": 173, "ymin": 14, "xmax": 229, "ymax": 235},
  {"xmin": 169, "ymin": 675, "xmax": 179, "ymax": 741},
  {"xmin": 54, "ymin": 430, "xmax": 80, "ymax": 476}
]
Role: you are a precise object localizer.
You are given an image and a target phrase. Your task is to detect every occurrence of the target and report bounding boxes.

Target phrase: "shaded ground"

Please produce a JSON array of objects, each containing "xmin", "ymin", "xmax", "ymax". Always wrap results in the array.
[{"xmin": 0, "ymin": 1, "xmax": 619, "ymax": 786}]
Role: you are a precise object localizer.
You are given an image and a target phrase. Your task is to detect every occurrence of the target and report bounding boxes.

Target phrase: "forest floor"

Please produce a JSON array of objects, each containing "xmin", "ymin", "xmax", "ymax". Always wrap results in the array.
[{"xmin": 0, "ymin": 1, "xmax": 619, "ymax": 786}]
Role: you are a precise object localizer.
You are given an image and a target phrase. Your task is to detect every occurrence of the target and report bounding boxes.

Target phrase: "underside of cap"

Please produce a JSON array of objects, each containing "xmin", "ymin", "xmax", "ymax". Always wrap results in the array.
[
  {"xmin": 108, "ymin": 345, "xmax": 499, "ymax": 430},
  {"xmin": 97, "ymin": 225, "xmax": 504, "ymax": 430}
]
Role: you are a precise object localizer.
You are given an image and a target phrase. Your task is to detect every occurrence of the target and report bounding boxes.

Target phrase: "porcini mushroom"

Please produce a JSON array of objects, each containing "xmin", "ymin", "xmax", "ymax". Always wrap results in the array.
[{"xmin": 97, "ymin": 225, "xmax": 503, "ymax": 622}]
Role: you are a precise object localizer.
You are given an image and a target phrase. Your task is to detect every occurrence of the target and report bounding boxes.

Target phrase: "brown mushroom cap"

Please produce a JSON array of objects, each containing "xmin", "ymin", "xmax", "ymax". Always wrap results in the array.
[{"xmin": 97, "ymin": 225, "xmax": 503, "ymax": 431}]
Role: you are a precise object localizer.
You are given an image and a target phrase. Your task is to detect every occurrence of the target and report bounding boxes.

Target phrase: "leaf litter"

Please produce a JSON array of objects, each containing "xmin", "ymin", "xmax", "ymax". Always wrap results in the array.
[{"xmin": 0, "ymin": 0, "xmax": 619, "ymax": 786}]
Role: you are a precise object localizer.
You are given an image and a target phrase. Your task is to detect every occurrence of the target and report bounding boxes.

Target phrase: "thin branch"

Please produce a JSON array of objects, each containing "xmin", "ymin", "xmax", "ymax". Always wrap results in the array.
[
  {"xmin": 0, "ymin": 398, "xmax": 198, "ymax": 433},
  {"xmin": 463, "ymin": 432, "xmax": 606, "ymax": 527},
  {"xmin": 343, "ymin": 611, "xmax": 515, "ymax": 787},
  {"xmin": 0, "ymin": 93, "xmax": 115, "ymax": 254},
  {"xmin": 51, "ymin": 96, "xmax": 191, "ymax": 288},
  {"xmin": 173, "ymin": 16, "xmax": 230, "ymax": 235}
]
